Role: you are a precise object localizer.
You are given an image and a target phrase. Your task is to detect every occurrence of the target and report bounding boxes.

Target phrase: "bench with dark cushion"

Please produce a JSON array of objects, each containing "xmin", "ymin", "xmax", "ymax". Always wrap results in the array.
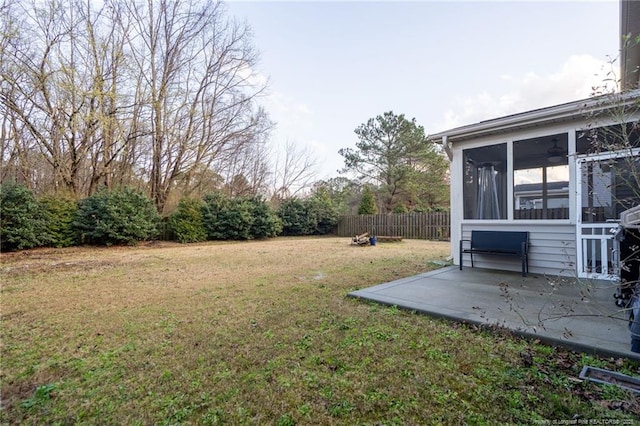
[{"xmin": 459, "ymin": 230, "xmax": 529, "ymax": 276}]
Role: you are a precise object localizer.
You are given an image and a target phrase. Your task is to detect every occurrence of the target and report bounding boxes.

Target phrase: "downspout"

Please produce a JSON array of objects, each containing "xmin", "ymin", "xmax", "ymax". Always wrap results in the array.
[
  {"xmin": 621, "ymin": 0, "xmax": 640, "ymax": 90},
  {"xmin": 441, "ymin": 135, "xmax": 453, "ymax": 161}
]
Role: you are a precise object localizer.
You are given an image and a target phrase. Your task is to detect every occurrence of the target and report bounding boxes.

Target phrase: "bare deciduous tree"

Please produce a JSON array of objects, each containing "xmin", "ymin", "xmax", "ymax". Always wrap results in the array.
[
  {"xmin": 122, "ymin": 0, "xmax": 270, "ymax": 213},
  {"xmin": 1, "ymin": 0, "xmax": 144, "ymax": 196},
  {"xmin": 270, "ymin": 140, "xmax": 318, "ymax": 203},
  {"xmin": 0, "ymin": 0, "xmax": 271, "ymax": 213},
  {"xmin": 216, "ymin": 133, "xmax": 271, "ymax": 198}
]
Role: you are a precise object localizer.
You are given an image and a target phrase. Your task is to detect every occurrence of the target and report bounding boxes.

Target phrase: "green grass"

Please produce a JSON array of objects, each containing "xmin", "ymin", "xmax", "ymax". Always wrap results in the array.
[{"xmin": 1, "ymin": 237, "xmax": 638, "ymax": 424}]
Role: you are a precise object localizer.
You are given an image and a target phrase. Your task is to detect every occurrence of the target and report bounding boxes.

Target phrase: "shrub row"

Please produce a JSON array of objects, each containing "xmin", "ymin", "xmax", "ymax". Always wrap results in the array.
[
  {"xmin": 167, "ymin": 191, "xmax": 340, "ymax": 243},
  {"xmin": 168, "ymin": 194, "xmax": 282, "ymax": 243},
  {"xmin": 0, "ymin": 182, "xmax": 160, "ymax": 251},
  {"xmin": 278, "ymin": 190, "xmax": 339, "ymax": 236},
  {"xmin": 1, "ymin": 183, "xmax": 340, "ymax": 251}
]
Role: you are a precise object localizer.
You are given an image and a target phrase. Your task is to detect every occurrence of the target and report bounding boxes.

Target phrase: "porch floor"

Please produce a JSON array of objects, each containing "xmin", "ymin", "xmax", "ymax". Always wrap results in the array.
[{"xmin": 348, "ymin": 265, "xmax": 639, "ymax": 360}]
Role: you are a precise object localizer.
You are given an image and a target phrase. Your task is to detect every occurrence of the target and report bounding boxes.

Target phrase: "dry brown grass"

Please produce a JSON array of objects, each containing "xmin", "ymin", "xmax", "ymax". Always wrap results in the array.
[{"xmin": 1, "ymin": 237, "xmax": 638, "ymax": 425}]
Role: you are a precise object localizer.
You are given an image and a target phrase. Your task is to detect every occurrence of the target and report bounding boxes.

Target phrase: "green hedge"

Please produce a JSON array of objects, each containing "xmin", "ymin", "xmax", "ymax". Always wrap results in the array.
[
  {"xmin": 73, "ymin": 188, "xmax": 160, "ymax": 246},
  {"xmin": 0, "ymin": 182, "xmax": 45, "ymax": 251},
  {"xmin": 202, "ymin": 193, "xmax": 280, "ymax": 241},
  {"xmin": 278, "ymin": 191, "xmax": 339, "ymax": 236},
  {"xmin": 249, "ymin": 197, "xmax": 282, "ymax": 239},
  {"xmin": 278, "ymin": 198, "xmax": 314, "ymax": 236},
  {"xmin": 39, "ymin": 196, "xmax": 78, "ymax": 247},
  {"xmin": 168, "ymin": 198, "xmax": 208, "ymax": 243},
  {"xmin": 1, "ymin": 183, "xmax": 337, "ymax": 251}
]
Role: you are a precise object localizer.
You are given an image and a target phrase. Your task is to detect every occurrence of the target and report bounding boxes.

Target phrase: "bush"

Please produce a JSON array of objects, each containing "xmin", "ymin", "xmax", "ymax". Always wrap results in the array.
[
  {"xmin": 308, "ymin": 189, "xmax": 339, "ymax": 235},
  {"xmin": 168, "ymin": 198, "xmax": 207, "ymax": 243},
  {"xmin": 203, "ymin": 193, "xmax": 281, "ymax": 240},
  {"xmin": 278, "ymin": 199, "xmax": 314, "ymax": 236},
  {"xmin": 214, "ymin": 197, "xmax": 254, "ymax": 240},
  {"xmin": 202, "ymin": 192, "xmax": 231, "ymax": 240},
  {"xmin": 277, "ymin": 193, "xmax": 338, "ymax": 237},
  {"xmin": 248, "ymin": 197, "xmax": 282, "ymax": 239},
  {"xmin": 39, "ymin": 196, "xmax": 78, "ymax": 247},
  {"xmin": 73, "ymin": 188, "xmax": 160, "ymax": 245},
  {"xmin": 392, "ymin": 204, "xmax": 408, "ymax": 214},
  {"xmin": 0, "ymin": 182, "xmax": 45, "ymax": 251}
]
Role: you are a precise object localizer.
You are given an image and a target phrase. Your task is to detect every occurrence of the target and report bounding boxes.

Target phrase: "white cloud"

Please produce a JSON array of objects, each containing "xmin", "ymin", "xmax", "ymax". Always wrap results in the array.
[
  {"xmin": 260, "ymin": 92, "xmax": 345, "ymax": 179},
  {"xmin": 258, "ymin": 90, "xmax": 337, "ymax": 176},
  {"xmin": 237, "ymin": 63, "xmax": 269, "ymax": 88},
  {"xmin": 435, "ymin": 54, "xmax": 617, "ymax": 132},
  {"xmin": 266, "ymin": 91, "xmax": 313, "ymax": 136}
]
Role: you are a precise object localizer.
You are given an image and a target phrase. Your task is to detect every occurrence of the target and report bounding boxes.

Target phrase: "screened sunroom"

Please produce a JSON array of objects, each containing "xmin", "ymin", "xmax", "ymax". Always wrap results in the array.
[{"xmin": 430, "ymin": 91, "xmax": 640, "ymax": 279}]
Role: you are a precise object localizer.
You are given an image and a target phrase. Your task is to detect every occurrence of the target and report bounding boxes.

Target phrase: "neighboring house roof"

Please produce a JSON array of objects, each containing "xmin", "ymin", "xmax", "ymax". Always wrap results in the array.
[
  {"xmin": 429, "ymin": 89, "xmax": 640, "ymax": 146},
  {"xmin": 514, "ymin": 181, "xmax": 569, "ymax": 193}
]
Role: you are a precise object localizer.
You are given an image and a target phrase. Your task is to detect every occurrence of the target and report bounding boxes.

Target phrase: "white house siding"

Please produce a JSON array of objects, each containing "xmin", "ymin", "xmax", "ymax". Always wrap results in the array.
[
  {"xmin": 436, "ymin": 91, "xmax": 640, "ymax": 278},
  {"xmin": 460, "ymin": 222, "xmax": 576, "ymax": 277}
]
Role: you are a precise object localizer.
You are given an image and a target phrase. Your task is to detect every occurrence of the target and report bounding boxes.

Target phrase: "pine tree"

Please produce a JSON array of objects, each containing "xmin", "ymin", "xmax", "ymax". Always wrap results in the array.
[{"xmin": 358, "ymin": 187, "xmax": 377, "ymax": 215}]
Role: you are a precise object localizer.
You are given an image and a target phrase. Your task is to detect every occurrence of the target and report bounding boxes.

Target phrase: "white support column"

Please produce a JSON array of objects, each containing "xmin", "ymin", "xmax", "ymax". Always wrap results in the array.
[
  {"xmin": 576, "ymin": 158, "xmax": 585, "ymax": 276},
  {"xmin": 600, "ymin": 235, "xmax": 609, "ymax": 275},
  {"xmin": 450, "ymin": 143, "xmax": 463, "ymax": 264},
  {"xmin": 506, "ymin": 139, "xmax": 514, "ymax": 220},
  {"xmin": 568, "ymin": 130, "xmax": 577, "ymax": 225}
]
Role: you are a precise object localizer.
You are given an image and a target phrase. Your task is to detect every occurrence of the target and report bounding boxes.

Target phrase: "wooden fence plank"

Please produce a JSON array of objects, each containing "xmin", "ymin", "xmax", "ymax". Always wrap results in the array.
[{"xmin": 335, "ymin": 212, "xmax": 450, "ymax": 241}]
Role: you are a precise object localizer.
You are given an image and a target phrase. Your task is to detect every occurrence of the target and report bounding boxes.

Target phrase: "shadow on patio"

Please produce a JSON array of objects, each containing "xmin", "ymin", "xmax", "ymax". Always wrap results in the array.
[{"xmin": 348, "ymin": 266, "xmax": 639, "ymax": 360}]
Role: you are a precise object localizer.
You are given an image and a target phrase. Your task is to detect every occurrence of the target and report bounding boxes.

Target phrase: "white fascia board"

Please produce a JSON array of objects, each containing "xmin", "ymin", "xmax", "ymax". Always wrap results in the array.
[{"xmin": 428, "ymin": 90, "xmax": 640, "ymax": 144}]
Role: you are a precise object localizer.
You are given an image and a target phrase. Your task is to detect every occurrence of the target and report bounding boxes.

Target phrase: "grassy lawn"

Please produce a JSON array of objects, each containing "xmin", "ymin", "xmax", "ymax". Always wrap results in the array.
[{"xmin": 1, "ymin": 237, "xmax": 638, "ymax": 424}]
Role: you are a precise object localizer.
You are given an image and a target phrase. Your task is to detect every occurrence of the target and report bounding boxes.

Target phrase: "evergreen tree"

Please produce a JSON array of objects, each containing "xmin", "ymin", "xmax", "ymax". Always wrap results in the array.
[
  {"xmin": 168, "ymin": 198, "xmax": 208, "ymax": 243},
  {"xmin": 73, "ymin": 188, "xmax": 160, "ymax": 245},
  {"xmin": 39, "ymin": 196, "xmax": 78, "ymax": 247},
  {"xmin": 358, "ymin": 187, "xmax": 377, "ymax": 215},
  {"xmin": 339, "ymin": 111, "xmax": 449, "ymax": 213},
  {"xmin": 278, "ymin": 199, "xmax": 314, "ymax": 236},
  {"xmin": 0, "ymin": 182, "xmax": 46, "ymax": 251}
]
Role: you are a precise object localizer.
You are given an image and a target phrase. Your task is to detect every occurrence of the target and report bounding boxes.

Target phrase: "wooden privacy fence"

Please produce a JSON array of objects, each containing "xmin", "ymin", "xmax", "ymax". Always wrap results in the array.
[{"xmin": 335, "ymin": 212, "xmax": 450, "ymax": 241}]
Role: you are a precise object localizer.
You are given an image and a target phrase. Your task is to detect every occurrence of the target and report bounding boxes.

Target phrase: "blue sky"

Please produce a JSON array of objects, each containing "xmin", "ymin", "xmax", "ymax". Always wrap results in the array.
[{"xmin": 226, "ymin": 1, "xmax": 620, "ymax": 180}]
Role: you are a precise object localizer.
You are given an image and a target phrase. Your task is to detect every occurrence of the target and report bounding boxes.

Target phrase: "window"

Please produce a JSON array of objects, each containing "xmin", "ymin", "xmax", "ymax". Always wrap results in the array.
[
  {"xmin": 580, "ymin": 156, "xmax": 640, "ymax": 222},
  {"xmin": 577, "ymin": 125, "xmax": 640, "ymax": 222},
  {"xmin": 463, "ymin": 144, "xmax": 507, "ymax": 219},
  {"xmin": 513, "ymin": 135, "xmax": 569, "ymax": 220},
  {"xmin": 576, "ymin": 123, "xmax": 640, "ymax": 155}
]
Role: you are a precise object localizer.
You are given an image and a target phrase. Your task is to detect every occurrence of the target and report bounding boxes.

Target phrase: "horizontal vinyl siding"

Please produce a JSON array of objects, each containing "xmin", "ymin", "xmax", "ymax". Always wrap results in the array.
[{"xmin": 460, "ymin": 223, "xmax": 576, "ymax": 277}]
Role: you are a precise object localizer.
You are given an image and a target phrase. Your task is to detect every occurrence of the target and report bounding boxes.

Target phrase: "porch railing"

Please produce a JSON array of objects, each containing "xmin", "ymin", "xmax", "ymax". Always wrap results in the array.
[
  {"xmin": 578, "ymin": 224, "xmax": 618, "ymax": 277},
  {"xmin": 514, "ymin": 207, "xmax": 569, "ymax": 220}
]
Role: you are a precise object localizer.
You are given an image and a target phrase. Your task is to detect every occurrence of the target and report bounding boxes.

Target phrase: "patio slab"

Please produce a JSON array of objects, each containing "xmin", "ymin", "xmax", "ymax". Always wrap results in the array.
[{"xmin": 348, "ymin": 265, "xmax": 640, "ymax": 360}]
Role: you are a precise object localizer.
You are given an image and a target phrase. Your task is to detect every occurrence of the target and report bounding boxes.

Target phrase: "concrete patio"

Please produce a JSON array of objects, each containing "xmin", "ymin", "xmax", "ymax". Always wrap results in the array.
[{"xmin": 348, "ymin": 266, "xmax": 640, "ymax": 360}]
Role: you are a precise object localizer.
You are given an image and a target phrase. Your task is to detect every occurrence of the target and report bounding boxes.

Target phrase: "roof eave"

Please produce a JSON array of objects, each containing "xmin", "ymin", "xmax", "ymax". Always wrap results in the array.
[{"xmin": 429, "ymin": 89, "xmax": 640, "ymax": 144}]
